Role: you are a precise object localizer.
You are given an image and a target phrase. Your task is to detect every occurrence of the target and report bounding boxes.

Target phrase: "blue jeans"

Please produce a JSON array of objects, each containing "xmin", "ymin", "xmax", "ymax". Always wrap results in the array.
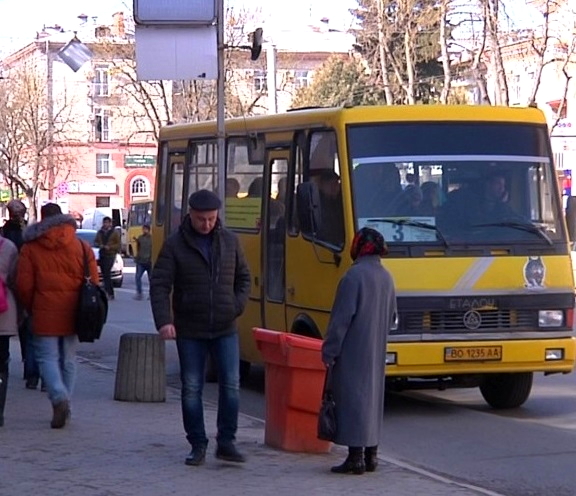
[
  {"xmin": 176, "ymin": 333, "xmax": 240, "ymax": 448},
  {"xmin": 135, "ymin": 262, "xmax": 152, "ymax": 295},
  {"xmin": 34, "ymin": 335, "xmax": 77, "ymax": 405}
]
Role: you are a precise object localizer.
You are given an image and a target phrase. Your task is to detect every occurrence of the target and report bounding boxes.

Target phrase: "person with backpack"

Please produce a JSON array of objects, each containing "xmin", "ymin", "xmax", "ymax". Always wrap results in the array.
[
  {"xmin": 0, "ymin": 235, "xmax": 20, "ymax": 426},
  {"xmin": 95, "ymin": 216, "xmax": 121, "ymax": 300},
  {"xmin": 16, "ymin": 203, "xmax": 99, "ymax": 429}
]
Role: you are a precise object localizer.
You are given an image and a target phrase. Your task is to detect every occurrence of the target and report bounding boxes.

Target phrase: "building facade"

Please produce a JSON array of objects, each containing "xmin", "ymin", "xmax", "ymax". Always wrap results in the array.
[{"xmin": 0, "ymin": 12, "xmax": 353, "ymax": 218}]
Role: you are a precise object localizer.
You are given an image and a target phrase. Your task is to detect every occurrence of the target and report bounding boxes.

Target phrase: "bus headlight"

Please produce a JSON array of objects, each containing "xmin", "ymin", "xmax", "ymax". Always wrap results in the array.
[
  {"xmin": 385, "ymin": 352, "xmax": 397, "ymax": 365},
  {"xmin": 545, "ymin": 348, "xmax": 564, "ymax": 361},
  {"xmin": 538, "ymin": 310, "xmax": 564, "ymax": 327}
]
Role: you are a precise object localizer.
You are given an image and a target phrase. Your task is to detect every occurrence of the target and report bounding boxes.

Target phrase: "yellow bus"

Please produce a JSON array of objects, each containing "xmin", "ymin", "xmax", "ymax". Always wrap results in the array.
[
  {"xmin": 152, "ymin": 105, "xmax": 576, "ymax": 409},
  {"xmin": 127, "ymin": 199, "xmax": 153, "ymax": 258}
]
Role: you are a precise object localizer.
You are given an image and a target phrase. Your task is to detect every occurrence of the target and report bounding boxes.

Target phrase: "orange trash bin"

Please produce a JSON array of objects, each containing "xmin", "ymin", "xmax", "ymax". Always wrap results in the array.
[{"xmin": 253, "ymin": 328, "xmax": 332, "ymax": 453}]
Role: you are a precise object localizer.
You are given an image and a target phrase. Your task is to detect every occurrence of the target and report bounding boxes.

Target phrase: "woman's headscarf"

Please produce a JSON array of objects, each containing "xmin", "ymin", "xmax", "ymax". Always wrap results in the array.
[{"xmin": 350, "ymin": 227, "xmax": 388, "ymax": 261}]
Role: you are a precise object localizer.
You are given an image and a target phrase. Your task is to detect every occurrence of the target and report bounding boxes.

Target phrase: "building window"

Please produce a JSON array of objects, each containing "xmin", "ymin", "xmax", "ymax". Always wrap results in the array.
[
  {"xmin": 511, "ymin": 74, "xmax": 521, "ymax": 104},
  {"xmin": 93, "ymin": 65, "xmax": 110, "ymax": 97},
  {"xmin": 96, "ymin": 153, "xmax": 111, "ymax": 175},
  {"xmin": 254, "ymin": 70, "xmax": 267, "ymax": 92},
  {"xmin": 93, "ymin": 108, "xmax": 111, "ymax": 142},
  {"xmin": 96, "ymin": 196, "xmax": 110, "ymax": 207},
  {"xmin": 131, "ymin": 177, "xmax": 149, "ymax": 197},
  {"xmin": 294, "ymin": 70, "xmax": 311, "ymax": 89}
]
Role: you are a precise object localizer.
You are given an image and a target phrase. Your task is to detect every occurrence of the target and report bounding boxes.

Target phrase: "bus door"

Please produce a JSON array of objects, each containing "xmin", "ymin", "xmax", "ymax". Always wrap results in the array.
[
  {"xmin": 262, "ymin": 149, "xmax": 289, "ymax": 331},
  {"xmin": 283, "ymin": 129, "xmax": 347, "ymax": 337}
]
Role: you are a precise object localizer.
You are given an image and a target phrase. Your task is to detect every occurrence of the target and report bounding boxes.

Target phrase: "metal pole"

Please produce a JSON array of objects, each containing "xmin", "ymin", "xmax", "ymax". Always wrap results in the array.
[
  {"xmin": 266, "ymin": 44, "xmax": 277, "ymax": 114},
  {"xmin": 216, "ymin": 0, "xmax": 226, "ymax": 221},
  {"xmin": 46, "ymin": 39, "xmax": 55, "ymax": 201}
]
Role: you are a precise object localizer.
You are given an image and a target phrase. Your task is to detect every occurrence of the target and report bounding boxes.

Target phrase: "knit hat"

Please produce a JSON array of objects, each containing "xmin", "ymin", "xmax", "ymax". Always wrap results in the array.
[{"xmin": 188, "ymin": 189, "xmax": 222, "ymax": 211}]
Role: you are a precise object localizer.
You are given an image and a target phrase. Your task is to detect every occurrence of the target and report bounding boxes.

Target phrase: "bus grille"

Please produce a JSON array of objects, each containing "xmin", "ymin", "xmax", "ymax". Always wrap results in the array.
[{"xmin": 402, "ymin": 309, "xmax": 537, "ymax": 333}]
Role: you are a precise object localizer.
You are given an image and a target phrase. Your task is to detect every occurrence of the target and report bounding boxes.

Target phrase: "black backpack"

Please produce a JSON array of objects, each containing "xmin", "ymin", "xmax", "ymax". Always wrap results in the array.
[{"xmin": 76, "ymin": 240, "xmax": 109, "ymax": 343}]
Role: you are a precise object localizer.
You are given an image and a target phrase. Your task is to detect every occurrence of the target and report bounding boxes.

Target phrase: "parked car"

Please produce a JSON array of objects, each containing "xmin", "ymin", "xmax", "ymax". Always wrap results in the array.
[{"xmin": 76, "ymin": 228, "xmax": 124, "ymax": 288}]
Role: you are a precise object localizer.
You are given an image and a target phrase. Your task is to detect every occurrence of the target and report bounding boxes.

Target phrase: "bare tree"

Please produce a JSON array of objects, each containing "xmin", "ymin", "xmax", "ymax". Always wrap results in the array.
[{"xmin": 0, "ymin": 61, "xmax": 79, "ymax": 220}]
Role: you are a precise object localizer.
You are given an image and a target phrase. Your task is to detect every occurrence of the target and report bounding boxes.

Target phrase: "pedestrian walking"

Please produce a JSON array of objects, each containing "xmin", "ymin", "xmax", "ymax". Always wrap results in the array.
[
  {"xmin": 133, "ymin": 224, "xmax": 152, "ymax": 300},
  {"xmin": 0, "ymin": 236, "xmax": 20, "ymax": 426},
  {"xmin": 321, "ymin": 227, "xmax": 397, "ymax": 475},
  {"xmin": 95, "ymin": 216, "xmax": 121, "ymax": 300},
  {"xmin": 0, "ymin": 200, "xmax": 41, "ymax": 389},
  {"xmin": 16, "ymin": 203, "xmax": 99, "ymax": 429},
  {"xmin": 150, "ymin": 189, "xmax": 251, "ymax": 466}
]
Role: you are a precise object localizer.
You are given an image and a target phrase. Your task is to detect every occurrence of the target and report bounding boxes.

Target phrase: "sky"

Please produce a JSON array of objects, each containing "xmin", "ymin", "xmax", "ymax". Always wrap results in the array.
[
  {"xmin": 0, "ymin": 0, "xmax": 358, "ymax": 56},
  {"xmin": 0, "ymin": 0, "xmax": 541, "ymax": 58}
]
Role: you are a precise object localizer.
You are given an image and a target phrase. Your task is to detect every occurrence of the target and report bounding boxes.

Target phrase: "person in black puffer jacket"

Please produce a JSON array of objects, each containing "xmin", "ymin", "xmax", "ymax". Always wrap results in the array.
[{"xmin": 150, "ymin": 189, "xmax": 251, "ymax": 467}]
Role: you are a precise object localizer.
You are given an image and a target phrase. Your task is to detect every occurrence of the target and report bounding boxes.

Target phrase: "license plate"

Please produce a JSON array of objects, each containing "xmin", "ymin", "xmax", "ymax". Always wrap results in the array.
[{"xmin": 444, "ymin": 346, "xmax": 502, "ymax": 362}]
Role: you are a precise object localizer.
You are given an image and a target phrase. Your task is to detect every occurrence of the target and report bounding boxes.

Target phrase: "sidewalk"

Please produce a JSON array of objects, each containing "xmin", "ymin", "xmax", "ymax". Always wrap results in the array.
[{"xmin": 2, "ymin": 356, "xmax": 502, "ymax": 496}]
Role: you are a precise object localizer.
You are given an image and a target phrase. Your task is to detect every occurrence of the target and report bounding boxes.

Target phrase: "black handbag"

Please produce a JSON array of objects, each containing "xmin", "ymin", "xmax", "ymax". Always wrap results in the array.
[
  {"xmin": 76, "ymin": 240, "xmax": 109, "ymax": 343},
  {"xmin": 317, "ymin": 365, "xmax": 337, "ymax": 441}
]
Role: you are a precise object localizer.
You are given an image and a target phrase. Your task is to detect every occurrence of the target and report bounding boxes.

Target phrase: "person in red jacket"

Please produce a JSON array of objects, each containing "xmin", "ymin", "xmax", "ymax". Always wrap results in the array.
[{"xmin": 16, "ymin": 203, "xmax": 99, "ymax": 429}]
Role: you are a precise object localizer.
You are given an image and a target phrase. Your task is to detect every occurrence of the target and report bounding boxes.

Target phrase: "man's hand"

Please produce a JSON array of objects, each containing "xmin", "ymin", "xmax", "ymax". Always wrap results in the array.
[{"xmin": 158, "ymin": 324, "xmax": 176, "ymax": 340}]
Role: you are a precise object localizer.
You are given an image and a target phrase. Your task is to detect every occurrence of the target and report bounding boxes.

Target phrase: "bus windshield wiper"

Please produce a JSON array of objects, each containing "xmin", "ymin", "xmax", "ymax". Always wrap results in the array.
[
  {"xmin": 471, "ymin": 221, "xmax": 553, "ymax": 245},
  {"xmin": 365, "ymin": 218, "xmax": 449, "ymax": 248}
]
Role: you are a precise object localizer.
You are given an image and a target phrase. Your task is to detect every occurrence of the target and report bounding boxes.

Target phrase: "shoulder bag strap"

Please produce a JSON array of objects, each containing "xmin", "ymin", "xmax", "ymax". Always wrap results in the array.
[{"xmin": 78, "ymin": 239, "xmax": 90, "ymax": 280}]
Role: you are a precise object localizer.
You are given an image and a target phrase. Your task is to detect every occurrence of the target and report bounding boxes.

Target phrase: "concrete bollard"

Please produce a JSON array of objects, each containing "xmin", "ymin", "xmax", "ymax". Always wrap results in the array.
[{"xmin": 114, "ymin": 332, "xmax": 166, "ymax": 402}]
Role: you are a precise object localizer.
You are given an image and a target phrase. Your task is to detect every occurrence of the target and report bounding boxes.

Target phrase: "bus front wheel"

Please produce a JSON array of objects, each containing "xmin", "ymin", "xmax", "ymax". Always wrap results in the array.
[{"xmin": 479, "ymin": 372, "xmax": 533, "ymax": 409}]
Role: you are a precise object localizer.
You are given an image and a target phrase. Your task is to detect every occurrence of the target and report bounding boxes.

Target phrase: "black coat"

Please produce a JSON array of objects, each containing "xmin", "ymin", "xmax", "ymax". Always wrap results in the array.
[{"xmin": 150, "ymin": 217, "xmax": 251, "ymax": 339}]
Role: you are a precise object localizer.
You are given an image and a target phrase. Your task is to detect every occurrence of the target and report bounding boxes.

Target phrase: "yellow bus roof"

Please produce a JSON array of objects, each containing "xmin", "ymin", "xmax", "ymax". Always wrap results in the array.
[{"xmin": 159, "ymin": 105, "xmax": 548, "ymax": 141}]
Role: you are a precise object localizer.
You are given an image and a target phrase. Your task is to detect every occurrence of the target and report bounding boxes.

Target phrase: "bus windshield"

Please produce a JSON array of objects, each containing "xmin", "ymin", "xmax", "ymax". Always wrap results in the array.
[{"xmin": 348, "ymin": 122, "xmax": 564, "ymax": 245}]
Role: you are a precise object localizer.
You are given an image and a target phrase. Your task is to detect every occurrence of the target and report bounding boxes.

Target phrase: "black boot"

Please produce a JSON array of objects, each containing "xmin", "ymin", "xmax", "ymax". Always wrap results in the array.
[
  {"xmin": 364, "ymin": 445, "xmax": 378, "ymax": 472},
  {"xmin": 0, "ymin": 371, "xmax": 8, "ymax": 427},
  {"xmin": 185, "ymin": 444, "xmax": 207, "ymax": 466},
  {"xmin": 331, "ymin": 447, "xmax": 365, "ymax": 475}
]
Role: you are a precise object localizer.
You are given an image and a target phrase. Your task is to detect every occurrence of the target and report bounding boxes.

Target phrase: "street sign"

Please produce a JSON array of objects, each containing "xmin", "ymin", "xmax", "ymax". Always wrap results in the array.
[
  {"xmin": 135, "ymin": 25, "xmax": 217, "ymax": 80},
  {"xmin": 58, "ymin": 38, "xmax": 93, "ymax": 72},
  {"xmin": 133, "ymin": 0, "xmax": 217, "ymax": 25}
]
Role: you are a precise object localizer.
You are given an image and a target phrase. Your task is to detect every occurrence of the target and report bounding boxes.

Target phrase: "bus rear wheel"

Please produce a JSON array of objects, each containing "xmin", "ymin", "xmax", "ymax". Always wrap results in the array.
[{"xmin": 479, "ymin": 372, "xmax": 533, "ymax": 409}]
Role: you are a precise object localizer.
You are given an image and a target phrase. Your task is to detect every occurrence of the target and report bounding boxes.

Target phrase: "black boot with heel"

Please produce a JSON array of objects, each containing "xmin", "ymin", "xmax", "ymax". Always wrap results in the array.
[
  {"xmin": 364, "ymin": 445, "xmax": 378, "ymax": 472},
  {"xmin": 330, "ymin": 447, "xmax": 365, "ymax": 475}
]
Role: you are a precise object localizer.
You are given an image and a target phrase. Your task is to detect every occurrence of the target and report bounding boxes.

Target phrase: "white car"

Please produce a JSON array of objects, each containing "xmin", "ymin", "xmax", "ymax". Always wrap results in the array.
[{"xmin": 76, "ymin": 228, "xmax": 124, "ymax": 288}]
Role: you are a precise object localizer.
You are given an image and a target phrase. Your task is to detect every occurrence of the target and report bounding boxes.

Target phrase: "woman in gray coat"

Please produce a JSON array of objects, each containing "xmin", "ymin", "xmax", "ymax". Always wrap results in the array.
[
  {"xmin": 0, "ymin": 236, "xmax": 20, "ymax": 426},
  {"xmin": 321, "ymin": 227, "xmax": 397, "ymax": 475}
]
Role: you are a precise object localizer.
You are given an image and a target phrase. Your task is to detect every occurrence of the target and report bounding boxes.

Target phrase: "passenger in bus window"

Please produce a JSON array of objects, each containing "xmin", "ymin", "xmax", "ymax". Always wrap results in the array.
[
  {"xmin": 396, "ymin": 184, "xmax": 423, "ymax": 216},
  {"xmin": 247, "ymin": 177, "xmax": 263, "ymax": 197},
  {"xmin": 321, "ymin": 227, "xmax": 397, "ymax": 475},
  {"xmin": 419, "ymin": 181, "xmax": 441, "ymax": 216},
  {"xmin": 226, "ymin": 178, "xmax": 240, "ymax": 198},
  {"xmin": 353, "ymin": 164, "xmax": 403, "ymax": 217},
  {"xmin": 276, "ymin": 176, "xmax": 288, "ymax": 205},
  {"xmin": 316, "ymin": 169, "xmax": 345, "ymax": 247},
  {"xmin": 478, "ymin": 172, "xmax": 522, "ymax": 224}
]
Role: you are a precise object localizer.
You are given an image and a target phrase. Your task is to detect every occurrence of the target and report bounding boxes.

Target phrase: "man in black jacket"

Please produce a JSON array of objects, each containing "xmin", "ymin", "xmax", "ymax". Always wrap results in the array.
[{"xmin": 150, "ymin": 189, "xmax": 251, "ymax": 467}]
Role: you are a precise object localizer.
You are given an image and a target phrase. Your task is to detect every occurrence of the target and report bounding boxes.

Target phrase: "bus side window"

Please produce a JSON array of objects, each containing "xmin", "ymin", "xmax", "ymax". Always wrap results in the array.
[{"xmin": 306, "ymin": 131, "xmax": 344, "ymax": 249}]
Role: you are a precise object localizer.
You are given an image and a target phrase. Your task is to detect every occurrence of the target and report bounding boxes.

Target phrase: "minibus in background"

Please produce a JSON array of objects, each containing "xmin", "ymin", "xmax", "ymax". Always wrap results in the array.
[{"xmin": 127, "ymin": 199, "xmax": 153, "ymax": 258}]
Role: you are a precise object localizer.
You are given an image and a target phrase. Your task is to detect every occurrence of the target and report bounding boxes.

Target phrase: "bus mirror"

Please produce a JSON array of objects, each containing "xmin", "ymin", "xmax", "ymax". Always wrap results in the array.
[
  {"xmin": 296, "ymin": 182, "xmax": 322, "ymax": 237},
  {"xmin": 122, "ymin": 219, "xmax": 127, "ymax": 229},
  {"xmin": 566, "ymin": 196, "xmax": 576, "ymax": 242}
]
